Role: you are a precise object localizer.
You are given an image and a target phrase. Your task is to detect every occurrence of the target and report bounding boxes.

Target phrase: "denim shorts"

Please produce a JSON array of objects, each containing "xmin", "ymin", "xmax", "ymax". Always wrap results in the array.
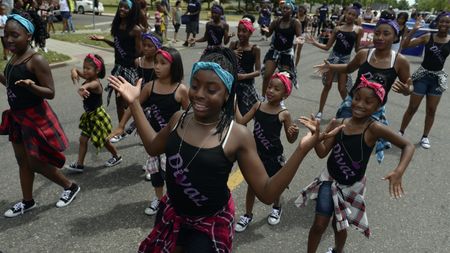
[
  {"xmin": 315, "ymin": 181, "xmax": 334, "ymax": 217},
  {"xmin": 413, "ymin": 75, "xmax": 443, "ymax": 96}
]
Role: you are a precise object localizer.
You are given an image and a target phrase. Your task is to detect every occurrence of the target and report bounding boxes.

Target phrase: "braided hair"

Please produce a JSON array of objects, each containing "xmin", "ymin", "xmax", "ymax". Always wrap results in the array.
[
  {"xmin": 183, "ymin": 47, "xmax": 238, "ymax": 139},
  {"xmin": 8, "ymin": 10, "xmax": 48, "ymax": 48}
]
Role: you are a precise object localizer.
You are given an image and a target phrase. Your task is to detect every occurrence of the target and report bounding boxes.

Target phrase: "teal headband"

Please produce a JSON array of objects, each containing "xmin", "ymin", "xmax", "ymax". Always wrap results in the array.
[
  {"xmin": 191, "ymin": 62, "xmax": 234, "ymax": 92},
  {"xmin": 120, "ymin": 0, "xmax": 133, "ymax": 9},
  {"xmin": 7, "ymin": 14, "xmax": 34, "ymax": 34}
]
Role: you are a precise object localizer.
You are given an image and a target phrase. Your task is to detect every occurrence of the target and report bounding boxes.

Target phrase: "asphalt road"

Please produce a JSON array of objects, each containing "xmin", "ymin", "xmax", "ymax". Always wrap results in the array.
[{"xmin": 0, "ymin": 31, "xmax": 449, "ymax": 252}]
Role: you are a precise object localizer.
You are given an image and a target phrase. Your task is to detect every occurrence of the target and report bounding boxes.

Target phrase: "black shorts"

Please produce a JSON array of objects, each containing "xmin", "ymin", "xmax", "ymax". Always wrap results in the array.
[{"xmin": 174, "ymin": 23, "xmax": 181, "ymax": 33}]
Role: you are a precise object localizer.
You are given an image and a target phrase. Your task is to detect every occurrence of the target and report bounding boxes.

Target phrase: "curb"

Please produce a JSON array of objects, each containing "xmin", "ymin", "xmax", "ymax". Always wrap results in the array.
[
  {"xmin": 50, "ymin": 56, "xmax": 79, "ymax": 69},
  {"xmin": 79, "ymin": 42, "xmax": 115, "ymax": 53}
]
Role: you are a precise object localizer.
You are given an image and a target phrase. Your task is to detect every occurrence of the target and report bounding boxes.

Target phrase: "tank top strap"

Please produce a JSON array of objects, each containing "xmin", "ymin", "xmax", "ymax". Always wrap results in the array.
[
  {"xmin": 390, "ymin": 50, "xmax": 397, "ymax": 68},
  {"xmin": 221, "ymin": 120, "xmax": 234, "ymax": 149},
  {"xmin": 172, "ymin": 110, "xmax": 188, "ymax": 131},
  {"xmin": 138, "ymin": 57, "xmax": 143, "ymax": 67},
  {"xmin": 362, "ymin": 120, "xmax": 375, "ymax": 134},
  {"xmin": 257, "ymin": 102, "xmax": 262, "ymax": 110},
  {"xmin": 22, "ymin": 53, "xmax": 38, "ymax": 64},
  {"xmin": 367, "ymin": 48, "xmax": 375, "ymax": 61},
  {"xmin": 277, "ymin": 108, "xmax": 287, "ymax": 115},
  {"xmin": 150, "ymin": 79, "xmax": 156, "ymax": 93}
]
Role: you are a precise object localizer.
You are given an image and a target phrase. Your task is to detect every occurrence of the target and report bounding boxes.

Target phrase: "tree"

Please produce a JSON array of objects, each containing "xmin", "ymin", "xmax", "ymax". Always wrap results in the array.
[
  {"xmin": 396, "ymin": 0, "xmax": 409, "ymax": 10},
  {"xmin": 416, "ymin": 0, "xmax": 450, "ymax": 11}
]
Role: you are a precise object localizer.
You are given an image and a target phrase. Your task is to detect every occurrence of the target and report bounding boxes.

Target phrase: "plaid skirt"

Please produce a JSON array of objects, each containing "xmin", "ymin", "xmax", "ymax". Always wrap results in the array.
[
  {"xmin": 79, "ymin": 106, "xmax": 112, "ymax": 150},
  {"xmin": 236, "ymin": 80, "xmax": 260, "ymax": 115},
  {"xmin": 106, "ymin": 64, "xmax": 138, "ymax": 106},
  {"xmin": 138, "ymin": 194, "xmax": 235, "ymax": 253},
  {"xmin": 0, "ymin": 101, "xmax": 68, "ymax": 168}
]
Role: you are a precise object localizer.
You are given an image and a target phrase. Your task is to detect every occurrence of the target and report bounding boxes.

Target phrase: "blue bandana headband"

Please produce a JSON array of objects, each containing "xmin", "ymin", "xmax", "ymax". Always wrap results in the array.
[
  {"xmin": 284, "ymin": 0, "xmax": 295, "ymax": 10},
  {"xmin": 191, "ymin": 62, "xmax": 234, "ymax": 93},
  {"xmin": 141, "ymin": 32, "xmax": 162, "ymax": 49},
  {"xmin": 120, "ymin": 0, "xmax": 133, "ymax": 9},
  {"xmin": 211, "ymin": 5, "xmax": 223, "ymax": 15},
  {"xmin": 350, "ymin": 6, "xmax": 360, "ymax": 17},
  {"xmin": 376, "ymin": 18, "xmax": 400, "ymax": 36},
  {"xmin": 7, "ymin": 14, "xmax": 34, "ymax": 34}
]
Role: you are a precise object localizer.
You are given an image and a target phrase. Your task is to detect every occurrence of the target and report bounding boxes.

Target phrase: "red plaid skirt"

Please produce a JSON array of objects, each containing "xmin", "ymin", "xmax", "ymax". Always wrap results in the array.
[
  {"xmin": 0, "ymin": 101, "xmax": 69, "ymax": 168},
  {"xmin": 138, "ymin": 194, "xmax": 235, "ymax": 253}
]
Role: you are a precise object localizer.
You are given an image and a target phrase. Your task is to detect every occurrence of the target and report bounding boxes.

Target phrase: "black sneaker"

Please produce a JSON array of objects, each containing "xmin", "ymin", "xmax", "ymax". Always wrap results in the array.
[
  {"xmin": 65, "ymin": 162, "xmax": 84, "ymax": 173},
  {"xmin": 4, "ymin": 200, "xmax": 37, "ymax": 218},
  {"xmin": 183, "ymin": 41, "xmax": 188, "ymax": 47},
  {"xmin": 105, "ymin": 156, "xmax": 122, "ymax": 167},
  {"xmin": 235, "ymin": 214, "xmax": 253, "ymax": 232},
  {"xmin": 56, "ymin": 184, "xmax": 80, "ymax": 208}
]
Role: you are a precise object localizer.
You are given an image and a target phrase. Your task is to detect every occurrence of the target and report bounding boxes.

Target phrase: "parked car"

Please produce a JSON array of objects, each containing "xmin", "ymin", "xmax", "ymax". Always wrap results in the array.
[
  {"xmin": 75, "ymin": 0, "xmax": 104, "ymax": 15},
  {"xmin": 425, "ymin": 14, "xmax": 436, "ymax": 24}
]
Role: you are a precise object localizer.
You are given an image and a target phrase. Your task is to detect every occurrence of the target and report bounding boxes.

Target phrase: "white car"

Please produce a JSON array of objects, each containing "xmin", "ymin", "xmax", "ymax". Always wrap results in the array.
[{"xmin": 75, "ymin": 0, "xmax": 104, "ymax": 15}]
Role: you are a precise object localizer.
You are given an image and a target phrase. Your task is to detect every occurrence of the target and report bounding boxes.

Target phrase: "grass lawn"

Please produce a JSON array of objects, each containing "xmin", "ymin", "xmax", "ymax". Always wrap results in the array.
[
  {"xmin": 50, "ymin": 33, "xmax": 113, "ymax": 48},
  {"xmin": 0, "ymin": 50, "xmax": 71, "ymax": 71}
]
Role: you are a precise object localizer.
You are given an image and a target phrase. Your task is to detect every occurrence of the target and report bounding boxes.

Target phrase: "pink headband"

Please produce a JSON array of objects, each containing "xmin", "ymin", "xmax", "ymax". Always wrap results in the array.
[
  {"xmin": 86, "ymin": 53, "xmax": 103, "ymax": 71},
  {"xmin": 239, "ymin": 19, "xmax": 255, "ymax": 32},
  {"xmin": 271, "ymin": 72, "xmax": 292, "ymax": 96},
  {"xmin": 156, "ymin": 49, "xmax": 173, "ymax": 63},
  {"xmin": 356, "ymin": 75, "xmax": 385, "ymax": 102}
]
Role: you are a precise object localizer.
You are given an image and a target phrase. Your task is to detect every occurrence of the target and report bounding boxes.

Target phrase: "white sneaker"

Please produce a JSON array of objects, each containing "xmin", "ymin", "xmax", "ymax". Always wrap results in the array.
[
  {"xmin": 420, "ymin": 137, "xmax": 431, "ymax": 149},
  {"xmin": 144, "ymin": 199, "xmax": 160, "ymax": 216},
  {"xmin": 235, "ymin": 214, "xmax": 253, "ymax": 232},
  {"xmin": 315, "ymin": 112, "xmax": 322, "ymax": 121},
  {"xmin": 110, "ymin": 133, "xmax": 127, "ymax": 143},
  {"xmin": 267, "ymin": 207, "xmax": 282, "ymax": 225},
  {"xmin": 325, "ymin": 247, "xmax": 336, "ymax": 253}
]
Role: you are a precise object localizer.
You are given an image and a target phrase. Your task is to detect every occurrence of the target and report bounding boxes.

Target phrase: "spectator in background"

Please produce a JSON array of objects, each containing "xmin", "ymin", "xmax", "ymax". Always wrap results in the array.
[
  {"xmin": 317, "ymin": 2, "xmax": 328, "ymax": 36},
  {"xmin": 363, "ymin": 7, "xmax": 373, "ymax": 23},
  {"xmin": 172, "ymin": 0, "xmax": 181, "ymax": 42},
  {"xmin": 183, "ymin": 0, "xmax": 201, "ymax": 47},
  {"xmin": 59, "ymin": 0, "xmax": 69, "ymax": 32},
  {"xmin": 136, "ymin": 0, "xmax": 149, "ymax": 30},
  {"xmin": 160, "ymin": 0, "xmax": 170, "ymax": 40},
  {"xmin": 46, "ymin": 0, "xmax": 55, "ymax": 33},
  {"xmin": 0, "ymin": 3, "xmax": 7, "ymax": 60}
]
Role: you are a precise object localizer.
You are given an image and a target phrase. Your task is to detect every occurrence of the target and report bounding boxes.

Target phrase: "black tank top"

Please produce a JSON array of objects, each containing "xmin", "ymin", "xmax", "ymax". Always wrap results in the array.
[
  {"xmin": 83, "ymin": 89, "xmax": 102, "ymax": 112},
  {"xmin": 273, "ymin": 19, "xmax": 296, "ymax": 50},
  {"xmin": 114, "ymin": 29, "xmax": 136, "ymax": 67},
  {"xmin": 206, "ymin": 22, "xmax": 225, "ymax": 46},
  {"xmin": 165, "ymin": 116, "xmax": 234, "ymax": 216},
  {"xmin": 137, "ymin": 57, "xmax": 156, "ymax": 84},
  {"xmin": 5, "ymin": 54, "xmax": 43, "ymax": 110},
  {"xmin": 142, "ymin": 81, "xmax": 181, "ymax": 132},
  {"xmin": 350, "ymin": 49, "xmax": 398, "ymax": 105},
  {"xmin": 298, "ymin": 17, "xmax": 307, "ymax": 34},
  {"xmin": 327, "ymin": 120, "xmax": 375, "ymax": 185},
  {"xmin": 421, "ymin": 35, "xmax": 450, "ymax": 71},
  {"xmin": 235, "ymin": 43, "xmax": 256, "ymax": 85},
  {"xmin": 333, "ymin": 30, "xmax": 357, "ymax": 55},
  {"xmin": 253, "ymin": 103, "xmax": 285, "ymax": 158}
]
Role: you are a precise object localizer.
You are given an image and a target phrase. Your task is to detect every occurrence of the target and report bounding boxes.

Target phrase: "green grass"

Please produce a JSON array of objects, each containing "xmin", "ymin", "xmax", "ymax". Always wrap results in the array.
[
  {"xmin": 0, "ymin": 50, "xmax": 71, "ymax": 70},
  {"xmin": 50, "ymin": 33, "xmax": 113, "ymax": 48}
]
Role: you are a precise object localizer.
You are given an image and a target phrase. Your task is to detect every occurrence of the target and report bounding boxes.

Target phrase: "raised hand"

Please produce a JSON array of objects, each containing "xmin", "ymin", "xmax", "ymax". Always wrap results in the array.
[
  {"xmin": 261, "ymin": 26, "xmax": 269, "ymax": 33},
  {"xmin": 287, "ymin": 124, "xmax": 299, "ymax": 136},
  {"xmin": 88, "ymin": 35, "xmax": 105, "ymax": 41},
  {"xmin": 295, "ymin": 35, "xmax": 305, "ymax": 45},
  {"xmin": 299, "ymin": 115, "xmax": 344, "ymax": 141},
  {"xmin": 392, "ymin": 78, "xmax": 412, "ymax": 96},
  {"xmin": 71, "ymin": 68, "xmax": 79, "ymax": 85},
  {"xmin": 107, "ymin": 76, "xmax": 142, "ymax": 104},
  {"xmin": 383, "ymin": 171, "xmax": 404, "ymax": 199},
  {"xmin": 78, "ymin": 87, "xmax": 90, "ymax": 99},
  {"xmin": 305, "ymin": 33, "xmax": 315, "ymax": 44},
  {"xmin": 15, "ymin": 79, "xmax": 34, "ymax": 88},
  {"xmin": 313, "ymin": 60, "xmax": 331, "ymax": 75}
]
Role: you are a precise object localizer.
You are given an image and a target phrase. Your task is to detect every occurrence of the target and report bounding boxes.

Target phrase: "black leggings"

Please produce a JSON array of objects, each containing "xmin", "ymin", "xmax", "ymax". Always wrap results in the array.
[{"xmin": 177, "ymin": 226, "xmax": 214, "ymax": 253}]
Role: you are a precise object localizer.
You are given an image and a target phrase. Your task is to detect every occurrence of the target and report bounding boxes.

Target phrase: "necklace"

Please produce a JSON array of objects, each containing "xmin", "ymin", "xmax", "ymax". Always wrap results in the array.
[
  {"xmin": 193, "ymin": 117, "xmax": 220, "ymax": 126},
  {"xmin": 339, "ymin": 120, "xmax": 365, "ymax": 170},
  {"xmin": 177, "ymin": 115, "xmax": 215, "ymax": 171}
]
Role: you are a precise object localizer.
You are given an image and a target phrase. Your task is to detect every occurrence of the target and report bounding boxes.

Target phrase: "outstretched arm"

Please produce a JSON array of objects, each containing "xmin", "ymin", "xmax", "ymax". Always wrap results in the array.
[{"xmin": 369, "ymin": 123, "xmax": 415, "ymax": 199}]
